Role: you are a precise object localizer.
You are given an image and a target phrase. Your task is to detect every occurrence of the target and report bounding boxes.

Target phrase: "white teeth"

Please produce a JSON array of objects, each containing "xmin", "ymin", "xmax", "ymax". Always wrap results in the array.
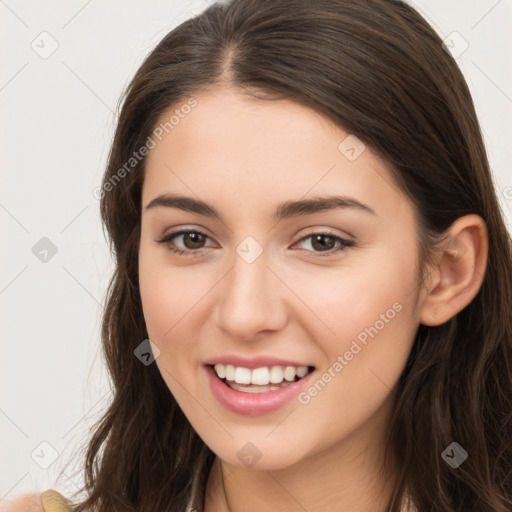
[
  {"xmin": 269, "ymin": 366, "xmax": 284, "ymax": 384},
  {"xmin": 251, "ymin": 367, "xmax": 270, "ymax": 385},
  {"xmin": 234, "ymin": 366, "xmax": 251, "ymax": 384},
  {"xmin": 224, "ymin": 364, "xmax": 235, "ymax": 381},
  {"xmin": 229, "ymin": 381, "xmax": 294, "ymax": 393},
  {"xmin": 213, "ymin": 364, "xmax": 310, "ymax": 385},
  {"xmin": 296, "ymin": 366, "xmax": 309, "ymax": 378},
  {"xmin": 283, "ymin": 366, "xmax": 296, "ymax": 381},
  {"xmin": 214, "ymin": 364, "xmax": 226, "ymax": 379}
]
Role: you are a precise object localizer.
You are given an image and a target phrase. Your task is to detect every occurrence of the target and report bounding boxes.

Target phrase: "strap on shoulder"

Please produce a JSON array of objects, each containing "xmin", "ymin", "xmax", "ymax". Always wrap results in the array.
[{"xmin": 41, "ymin": 490, "xmax": 72, "ymax": 512}]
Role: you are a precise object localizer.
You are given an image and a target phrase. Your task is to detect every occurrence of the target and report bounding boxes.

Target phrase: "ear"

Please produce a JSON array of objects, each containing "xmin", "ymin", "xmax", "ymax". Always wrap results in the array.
[{"xmin": 419, "ymin": 214, "xmax": 488, "ymax": 326}]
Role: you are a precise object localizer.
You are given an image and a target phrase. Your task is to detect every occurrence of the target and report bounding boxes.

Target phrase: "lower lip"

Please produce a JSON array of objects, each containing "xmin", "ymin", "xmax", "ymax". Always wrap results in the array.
[{"xmin": 204, "ymin": 365, "xmax": 315, "ymax": 416}]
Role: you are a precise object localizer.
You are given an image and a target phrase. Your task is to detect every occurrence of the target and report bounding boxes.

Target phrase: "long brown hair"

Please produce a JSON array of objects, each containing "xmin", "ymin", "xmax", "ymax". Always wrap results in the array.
[{"xmin": 63, "ymin": 0, "xmax": 512, "ymax": 510}]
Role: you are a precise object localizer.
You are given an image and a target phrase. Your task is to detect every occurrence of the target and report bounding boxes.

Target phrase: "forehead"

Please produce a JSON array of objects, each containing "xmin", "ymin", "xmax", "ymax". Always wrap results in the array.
[
  {"xmin": 142, "ymin": 88, "xmax": 410, "ymax": 223},
  {"xmin": 147, "ymin": 88, "xmax": 342, "ymax": 166}
]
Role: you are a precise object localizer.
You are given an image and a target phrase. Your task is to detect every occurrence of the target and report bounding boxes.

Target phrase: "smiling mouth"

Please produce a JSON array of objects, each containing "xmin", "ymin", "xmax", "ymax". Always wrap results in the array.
[{"xmin": 208, "ymin": 364, "xmax": 316, "ymax": 393}]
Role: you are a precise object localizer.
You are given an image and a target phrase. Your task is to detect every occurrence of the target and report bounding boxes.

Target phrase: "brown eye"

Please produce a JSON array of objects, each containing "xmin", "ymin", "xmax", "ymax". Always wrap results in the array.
[
  {"xmin": 310, "ymin": 234, "xmax": 336, "ymax": 251},
  {"xmin": 156, "ymin": 230, "xmax": 213, "ymax": 256},
  {"xmin": 294, "ymin": 232, "xmax": 354, "ymax": 256},
  {"xmin": 180, "ymin": 232, "xmax": 207, "ymax": 249}
]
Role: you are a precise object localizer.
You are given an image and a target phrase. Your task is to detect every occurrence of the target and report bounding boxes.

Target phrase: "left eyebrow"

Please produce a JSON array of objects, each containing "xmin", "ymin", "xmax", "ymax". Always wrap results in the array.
[
  {"xmin": 273, "ymin": 195, "xmax": 376, "ymax": 220},
  {"xmin": 144, "ymin": 193, "xmax": 377, "ymax": 221}
]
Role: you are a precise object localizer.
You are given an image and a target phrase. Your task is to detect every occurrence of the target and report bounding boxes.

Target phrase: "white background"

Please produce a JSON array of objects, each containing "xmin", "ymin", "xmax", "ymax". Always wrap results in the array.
[{"xmin": 1, "ymin": 0, "xmax": 511, "ymax": 502}]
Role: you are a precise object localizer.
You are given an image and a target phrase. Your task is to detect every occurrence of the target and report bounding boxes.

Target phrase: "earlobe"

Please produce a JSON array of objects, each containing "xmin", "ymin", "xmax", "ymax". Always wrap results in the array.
[{"xmin": 419, "ymin": 215, "xmax": 488, "ymax": 326}]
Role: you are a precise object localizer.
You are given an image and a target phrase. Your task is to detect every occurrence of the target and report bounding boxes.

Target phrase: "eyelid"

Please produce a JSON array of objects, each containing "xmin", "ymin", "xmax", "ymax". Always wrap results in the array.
[
  {"xmin": 156, "ymin": 227, "xmax": 355, "ymax": 257},
  {"xmin": 156, "ymin": 228, "xmax": 216, "ymax": 249},
  {"xmin": 296, "ymin": 227, "xmax": 353, "ymax": 242},
  {"xmin": 292, "ymin": 228, "xmax": 354, "ymax": 255},
  {"xmin": 157, "ymin": 224, "xmax": 214, "ymax": 240}
]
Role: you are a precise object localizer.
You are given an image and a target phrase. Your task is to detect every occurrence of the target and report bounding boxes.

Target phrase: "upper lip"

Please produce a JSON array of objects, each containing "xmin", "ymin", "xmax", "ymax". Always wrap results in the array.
[{"xmin": 204, "ymin": 354, "xmax": 314, "ymax": 370}]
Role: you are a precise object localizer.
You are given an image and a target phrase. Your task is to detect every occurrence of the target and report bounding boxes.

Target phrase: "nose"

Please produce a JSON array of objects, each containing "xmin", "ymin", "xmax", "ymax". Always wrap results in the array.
[{"xmin": 214, "ymin": 249, "xmax": 288, "ymax": 341}]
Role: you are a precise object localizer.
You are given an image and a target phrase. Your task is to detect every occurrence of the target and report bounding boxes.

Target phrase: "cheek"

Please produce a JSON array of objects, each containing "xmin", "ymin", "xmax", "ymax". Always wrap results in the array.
[
  {"xmin": 138, "ymin": 254, "xmax": 206, "ymax": 406},
  {"xmin": 139, "ymin": 247, "xmax": 185, "ymax": 354},
  {"xmin": 138, "ymin": 248, "xmax": 221, "ymax": 380},
  {"xmin": 284, "ymin": 258, "xmax": 418, "ymax": 450},
  {"xmin": 139, "ymin": 263, "xmax": 175, "ymax": 343},
  {"xmin": 289, "ymin": 245, "xmax": 419, "ymax": 364},
  {"xmin": 139, "ymin": 244, "xmax": 200, "ymax": 337}
]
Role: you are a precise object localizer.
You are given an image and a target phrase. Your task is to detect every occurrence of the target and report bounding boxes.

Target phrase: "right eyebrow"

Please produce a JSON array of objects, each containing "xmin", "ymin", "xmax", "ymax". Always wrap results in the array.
[{"xmin": 144, "ymin": 193, "xmax": 377, "ymax": 221}]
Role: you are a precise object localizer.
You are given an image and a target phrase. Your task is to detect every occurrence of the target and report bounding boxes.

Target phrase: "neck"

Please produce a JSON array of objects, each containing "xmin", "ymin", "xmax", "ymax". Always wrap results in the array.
[{"xmin": 204, "ymin": 391, "xmax": 399, "ymax": 512}]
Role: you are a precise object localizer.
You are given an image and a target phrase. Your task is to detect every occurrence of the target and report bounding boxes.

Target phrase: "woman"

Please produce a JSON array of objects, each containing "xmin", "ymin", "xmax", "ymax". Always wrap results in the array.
[{"xmin": 6, "ymin": 0, "xmax": 511, "ymax": 510}]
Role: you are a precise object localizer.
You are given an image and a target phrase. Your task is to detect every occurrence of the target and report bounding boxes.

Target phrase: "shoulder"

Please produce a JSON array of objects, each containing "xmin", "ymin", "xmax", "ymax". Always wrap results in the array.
[
  {"xmin": 0, "ymin": 490, "xmax": 71, "ymax": 512},
  {"xmin": 0, "ymin": 492, "xmax": 44, "ymax": 512}
]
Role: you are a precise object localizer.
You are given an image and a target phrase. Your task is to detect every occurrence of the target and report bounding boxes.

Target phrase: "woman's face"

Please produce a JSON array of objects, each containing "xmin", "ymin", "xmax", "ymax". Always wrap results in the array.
[{"xmin": 139, "ymin": 87, "xmax": 425, "ymax": 470}]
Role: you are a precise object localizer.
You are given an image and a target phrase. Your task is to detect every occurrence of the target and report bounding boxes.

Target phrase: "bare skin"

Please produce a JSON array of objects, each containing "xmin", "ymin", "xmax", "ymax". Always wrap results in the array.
[
  {"xmin": 0, "ymin": 493, "xmax": 44, "ymax": 512},
  {"xmin": 138, "ymin": 87, "xmax": 488, "ymax": 511}
]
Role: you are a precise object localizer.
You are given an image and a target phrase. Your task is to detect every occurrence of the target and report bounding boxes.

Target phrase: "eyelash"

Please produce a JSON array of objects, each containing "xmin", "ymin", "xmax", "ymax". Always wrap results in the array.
[{"xmin": 156, "ymin": 229, "xmax": 355, "ymax": 258}]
